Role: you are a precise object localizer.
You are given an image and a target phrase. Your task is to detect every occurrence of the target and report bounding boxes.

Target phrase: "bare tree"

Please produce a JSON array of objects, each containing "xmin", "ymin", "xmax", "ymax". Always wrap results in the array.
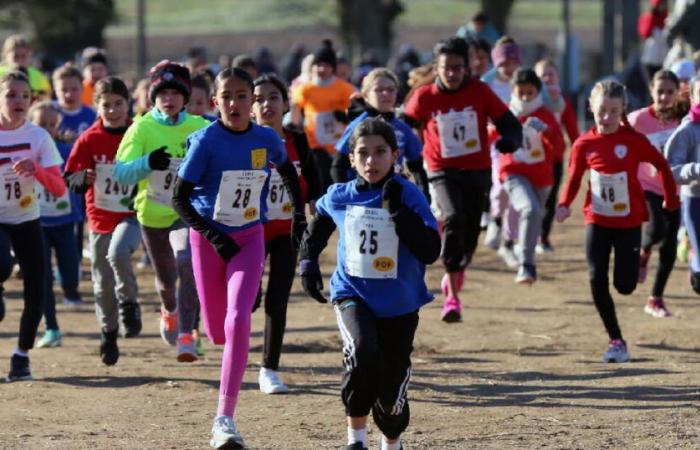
[{"xmin": 337, "ymin": 0, "xmax": 404, "ymax": 63}]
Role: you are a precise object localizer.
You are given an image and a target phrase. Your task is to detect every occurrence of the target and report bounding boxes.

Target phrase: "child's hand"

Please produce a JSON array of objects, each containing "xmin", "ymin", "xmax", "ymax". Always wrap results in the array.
[
  {"xmin": 85, "ymin": 169, "xmax": 96, "ymax": 185},
  {"xmin": 148, "ymin": 146, "xmax": 171, "ymax": 170},
  {"xmin": 382, "ymin": 177, "xmax": 403, "ymax": 213},
  {"xmin": 12, "ymin": 158, "xmax": 35, "ymax": 177},
  {"xmin": 299, "ymin": 259, "xmax": 327, "ymax": 303},
  {"xmin": 555, "ymin": 205, "xmax": 570, "ymax": 223}
]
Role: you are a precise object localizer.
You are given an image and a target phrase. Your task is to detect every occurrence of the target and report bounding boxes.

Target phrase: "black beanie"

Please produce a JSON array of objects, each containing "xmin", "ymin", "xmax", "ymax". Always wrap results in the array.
[
  {"xmin": 148, "ymin": 60, "xmax": 192, "ymax": 104},
  {"xmin": 312, "ymin": 39, "xmax": 337, "ymax": 69}
]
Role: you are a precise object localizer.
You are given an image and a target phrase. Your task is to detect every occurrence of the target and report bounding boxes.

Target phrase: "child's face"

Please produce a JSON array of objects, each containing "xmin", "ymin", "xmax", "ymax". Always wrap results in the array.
[
  {"xmin": 55, "ymin": 76, "xmax": 83, "ymax": 110},
  {"xmin": 537, "ymin": 65, "xmax": 560, "ymax": 87},
  {"xmin": 252, "ymin": 82, "xmax": 286, "ymax": 127},
  {"xmin": 187, "ymin": 87, "xmax": 210, "ymax": 117},
  {"xmin": 651, "ymin": 79, "xmax": 678, "ymax": 112},
  {"xmin": 0, "ymin": 80, "xmax": 31, "ymax": 125},
  {"xmin": 312, "ymin": 62, "xmax": 334, "ymax": 81},
  {"xmin": 154, "ymin": 88, "xmax": 185, "ymax": 118},
  {"xmin": 336, "ymin": 62, "xmax": 351, "ymax": 82},
  {"xmin": 350, "ymin": 134, "xmax": 398, "ymax": 184},
  {"xmin": 591, "ymin": 95, "xmax": 624, "ymax": 135},
  {"xmin": 468, "ymin": 47, "xmax": 490, "ymax": 77},
  {"xmin": 30, "ymin": 109, "xmax": 60, "ymax": 137},
  {"xmin": 96, "ymin": 93, "xmax": 129, "ymax": 128},
  {"xmin": 513, "ymin": 83, "xmax": 539, "ymax": 103},
  {"xmin": 364, "ymin": 76, "xmax": 397, "ymax": 113},
  {"xmin": 214, "ymin": 76, "xmax": 253, "ymax": 131},
  {"xmin": 83, "ymin": 62, "xmax": 108, "ymax": 84},
  {"xmin": 436, "ymin": 54, "xmax": 467, "ymax": 90},
  {"xmin": 497, "ymin": 59, "xmax": 519, "ymax": 80},
  {"xmin": 6, "ymin": 46, "xmax": 30, "ymax": 67}
]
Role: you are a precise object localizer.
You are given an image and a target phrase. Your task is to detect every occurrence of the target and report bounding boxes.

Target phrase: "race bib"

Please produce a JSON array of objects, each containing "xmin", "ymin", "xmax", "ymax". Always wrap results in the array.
[
  {"xmin": 213, "ymin": 170, "xmax": 267, "ymax": 227},
  {"xmin": 147, "ymin": 157, "xmax": 182, "ymax": 208},
  {"xmin": 37, "ymin": 185, "xmax": 71, "ymax": 217},
  {"xmin": 266, "ymin": 163, "xmax": 300, "ymax": 220},
  {"xmin": 436, "ymin": 108, "xmax": 481, "ymax": 158},
  {"xmin": 0, "ymin": 164, "xmax": 35, "ymax": 217},
  {"xmin": 513, "ymin": 126, "xmax": 545, "ymax": 165},
  {"xmin": 344, "ymin": 205, "xmax": 398, "ymax": 279},
  {"xmin": 590, "ymin": 170, "xmax": 630, "ymax": 217},
  {"xmin": 94, "ymin": 163, "xmax": 134, "ymax": 213},
  {"xmin": 314, "ymin": 112, "xmax": 344, "ymax": 146}
]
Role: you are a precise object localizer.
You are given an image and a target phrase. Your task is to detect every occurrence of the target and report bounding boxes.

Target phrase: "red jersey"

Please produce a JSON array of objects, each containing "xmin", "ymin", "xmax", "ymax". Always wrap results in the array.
[
  {"xmin": 558, "ymin": 126, "xmax": 679, "ymax": 228},
  {"xmin": 404, "ymin": 79, "xmax": 509, "ymax": 172},
  {"xmin": 499, "ymin": 106, "xmax": 564, "ymax": 187},
  {"xmin": 65, "ymin": 120, "xmax": 134, "ymax": 234}
]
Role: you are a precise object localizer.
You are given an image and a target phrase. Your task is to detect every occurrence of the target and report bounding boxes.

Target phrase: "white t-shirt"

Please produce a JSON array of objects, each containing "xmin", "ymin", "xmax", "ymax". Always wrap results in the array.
[{"xmin": 0, "ymin": 121, "xmax": 63, "ymax": 225}]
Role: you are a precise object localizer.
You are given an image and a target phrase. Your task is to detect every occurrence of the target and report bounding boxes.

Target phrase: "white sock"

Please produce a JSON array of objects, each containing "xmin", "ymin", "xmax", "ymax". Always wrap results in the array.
[
  {"xmin": 13, "ymin": 348, "xmax": 28, "ymax": 357},
  {"xmin": 381, "ymin": 436, "xmax": 401, "ymax": 450},
  {"xmin": 347, "ymin": 427, "xmax": 367, "ymax": 447}
]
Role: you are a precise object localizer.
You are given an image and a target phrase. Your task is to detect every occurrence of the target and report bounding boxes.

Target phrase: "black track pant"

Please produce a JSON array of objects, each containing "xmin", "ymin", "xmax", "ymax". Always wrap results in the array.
[
  {"xmin": 641, "ymin": 191, "xmax": 680, "ymax": 298},
  {"xmin": 541, "ymin": 161, "xmax": 564, "ymax": 243}
]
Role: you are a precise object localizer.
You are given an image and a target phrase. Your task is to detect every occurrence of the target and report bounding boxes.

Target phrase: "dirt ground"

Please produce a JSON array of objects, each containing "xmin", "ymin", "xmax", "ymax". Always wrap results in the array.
[{"xmin": 1, "ymin": 202, "xmax": 699, "ymax": 450}]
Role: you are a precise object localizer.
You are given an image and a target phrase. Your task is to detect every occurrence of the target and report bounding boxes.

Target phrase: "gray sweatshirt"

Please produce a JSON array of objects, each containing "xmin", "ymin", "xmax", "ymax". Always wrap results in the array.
[{"xmin": 664, "ymin": 116, "xmax": 700, "ymax": 197}]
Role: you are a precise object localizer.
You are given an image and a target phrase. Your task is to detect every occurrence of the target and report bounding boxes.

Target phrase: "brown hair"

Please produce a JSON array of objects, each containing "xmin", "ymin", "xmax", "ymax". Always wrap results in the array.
[
  {"xmin": 52, "ymin": 62, "xmax": 83, "ymax": 84},
  {"xmin": 28, "ymin": 100, "xmax": 61, "ymax": 122},
  {"xmin": 0, "ymin": 70, "xmax": 30, "ymax": 90},
  {"xmin": 2, "ymin": 34, "xmax": 31, "ymax": 56},
  {"xmin": 589, "ymin": 80, "xmax": 631, "ymax": 128},
  {"xmin": 93, "ymin": 76, "xmax": 130, "ymax": 103},
  {"xmin": 349, "ymin": 117, "xmax": 398, "ymax": 153}
]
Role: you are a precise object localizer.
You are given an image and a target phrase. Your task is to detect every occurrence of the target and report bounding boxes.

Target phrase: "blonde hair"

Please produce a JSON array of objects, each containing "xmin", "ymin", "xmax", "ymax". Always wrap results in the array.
[
  {"xmin": 51, "ymin": 62, "xmax": 83, "ymax": 85},
  {"xmin": 2, "ymin": 34, "xmax": 31, "ymax": 56},
  {"xmin": 589, "ymin": 80, "xmax": 630, "ymax": 127},
  {"xmin": 534, "ymin": 58, "xmax": 558, "ymax": 76},
  {"xmin": 28, "ymin": 100, "xmax": 61, "ymax": 122},
  {"xmin": 361, "ymin": 68, "xmax": 399, "ymax": 95}
]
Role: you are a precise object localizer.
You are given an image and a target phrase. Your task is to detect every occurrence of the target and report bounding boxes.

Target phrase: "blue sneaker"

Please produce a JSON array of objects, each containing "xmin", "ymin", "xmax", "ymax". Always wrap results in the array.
[{"xmin": 37, "ymin": 329, "xmax": 63, "ymax": 348}]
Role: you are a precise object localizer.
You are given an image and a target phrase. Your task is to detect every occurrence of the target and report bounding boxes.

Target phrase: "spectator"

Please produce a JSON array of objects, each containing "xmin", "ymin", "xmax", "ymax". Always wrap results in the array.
[
  {"xmin": 456, "ymin": 12, "xmax": 501, "ymax": 46},
  {"xmin": 639, "ymin": 0, "xmax": 669, "ymax": 78}
]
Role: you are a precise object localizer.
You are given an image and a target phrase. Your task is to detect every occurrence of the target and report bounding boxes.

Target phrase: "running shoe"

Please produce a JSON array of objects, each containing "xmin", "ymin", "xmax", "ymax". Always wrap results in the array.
[
  {"xmin": 193, "ymin": 329, "xmax": 205, "ymax": 357},
  {"xmin": 440, "ymin": 271, "xmax": 465, "ymax": 296},
  {"xmin": 535, "ymin": 241, "xmax": 554, "ymax": 254},
  {"xmin": 440, "ymin": 296, "xmax": 462, "ymax": 323},
  {"xmin": 36, "ymin": 329, "xmax": 63, "ymax": 348},
  {"xmin": 638, "ymin": 249, "xmax": 651, "ymax": 284},
  {"xmin": 345, "ymin": 443, "xmax": 368, "ymax": 450},
  {"xmin": 258, "ymin": 367, "xmax": 289, "ymax": 394},
  {"xmin": 100, "ymin": 328, "xmax": 119, "ymax": 366},
  {"xmin": 159, "ymin": 308, "xmax": 179, "ymax": 346},
  {"xmin": 603, "ymin": 339, "xmax": 630, "ymax": 363},
  {"xmin": 210, "ymin": 416, "xmax": 245, "ymax": 449},
  {"xmin": 497, "ymin": 245, "xmax": 518, "ymax": 268},
  {"xmin": 62, "ymin": 296, "xmax": 86, "ymax": 308},
  {"xmin": 119, "ymin": 301, "xmax": 142, "ymax": 338},
  {"xmin": 484, "ymin": 221, "xmax": 501, "ymax": 250},
  {"xmin": 515, "ymin": 264, "xmax": 537, "ymax": 285},
  {"xmin": 6, "ymin": 354, "xmax": 31, "ymax": 382},
  {"xmin": 177, "ymin": 333, "xmax": 198, "ymax": 362},
  {"xmin": 644, "ymin": 296, "xmax": 671, "ymax": 318}
]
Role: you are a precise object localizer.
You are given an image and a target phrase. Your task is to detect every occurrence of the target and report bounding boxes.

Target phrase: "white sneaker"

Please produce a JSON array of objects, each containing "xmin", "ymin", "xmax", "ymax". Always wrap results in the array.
[
  {"xmin": 258, "ymin": 367, "xmax": 289, "ymax": 394},
  {"xmin": 497, "ymin": 245, "xmax": 518, "ymax": 268},
  {"xmin": 484, "ymin": 221, "xmax": 501, "ymax": 250},
  {"xmin": 210, "ymin": 416, "xmax": 245, "ymax": 449}
]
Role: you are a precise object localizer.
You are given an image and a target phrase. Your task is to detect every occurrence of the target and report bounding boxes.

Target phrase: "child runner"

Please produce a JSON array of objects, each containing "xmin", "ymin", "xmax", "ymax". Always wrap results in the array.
[
  {"xmin": 65, "ymin": 77, "xmax": 141, "ymax": 365},
  {"xmin": 188, "ymin": 73, "xmax": 217, "ymax": 122},
  {"xmin": 556, "ymin": 80, "xmax": 679, "ymax": 363},
  {"xmin": 29, "ymin": 102, "xmax": 84, "ymax": 348},
  {"xmin": 171, "ymin": 67, "xmax": 305, "ymax": 449},
  {"xmin": 629, "ymin": 70, "xmax": 682, "ymax": 317},
  {"xmin": 0, "ymin": 35, "xmax": 51, "ymax": 100},
  {"xmin": 499, "ymin": 69, "xmax": 564, "ymax": 283},
  {"xmin": 0, "ymin": 71, "xmax": 65, "ymax": 381},
  {"xmin": 403, "ymin": 37, "xmax": 522, "ymax": 322},
  {"xmin": 252, "ymin": 73, "xmax": 320, "ymax": 394},
  {"xmin": 534, "ymin": 59, "xmax": 580, "ymax": 253},
  {"xmin": 331, "ymin": 67, "xmax": 428, "ymax": 199},
  {"xmin": 466, "ymin": 38, "xmax": 492, "ymax": 79},
  {"xmin": 114, "ymin": 60, "xmax": 208, "ymax": 361},
  {"xmin": 298, "ymin": 117, "xmax": 440, "ymax": 450},
  {"xmin": 664, "ymin": 77, "xmax": 700, "ymax": 295},
  {"xmin": 80, "ymin": 47, "xmax": 109, "ymax": 107}
]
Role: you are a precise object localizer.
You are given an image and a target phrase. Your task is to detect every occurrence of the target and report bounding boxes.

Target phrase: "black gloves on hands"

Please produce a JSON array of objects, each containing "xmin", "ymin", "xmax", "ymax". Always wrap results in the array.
[
  {"xmin": 292, "ymin": 212, "xmax": 308, "ymax": 251},
  {"xmin": 382, "ymin": 177, "xmax": 403, "ymax": 214},
  {"xmin": 209, "ymin": 231, "xmax": 240, "ymax": 262},
  {"xmin": 148, "ymin": 146, "xmax": 171, "ymax": 170},
  {"xmin": 299, "ymin": 259, "xmax": 327, "ymax": 303},
  {"xmin": 495, "ymin": 137, "xmax": 517, "ymax": 154}
]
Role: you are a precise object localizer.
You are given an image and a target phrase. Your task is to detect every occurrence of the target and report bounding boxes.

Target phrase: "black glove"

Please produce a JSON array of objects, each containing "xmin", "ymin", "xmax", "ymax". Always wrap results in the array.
[
  {"xmin": 495, "ymin": 137, "xmax": 517, "ymax": 154},
  {"xmin": 148, "ymin": 146, "xmax": 171, "ymax": 170},
  {"xmin": 299, "ymin": 259, "xmax": 327, "ymax": 303},
  {"xmin": 209, "ymin": 231, "xmax": 240, "ymax": 262},
  {"xmin": 382, "ymin": 176, "xmax": 403, "ymax": 214},
  {"xmin": 292, "ymin": 212, "xmax": 308, "ymax": 251}
]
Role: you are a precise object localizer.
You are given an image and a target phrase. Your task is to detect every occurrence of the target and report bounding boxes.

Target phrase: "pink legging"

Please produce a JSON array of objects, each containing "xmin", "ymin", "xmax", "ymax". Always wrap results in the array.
[{"xmin": 190, "ymin": 225, "xmax": 265, "ymax": 417}]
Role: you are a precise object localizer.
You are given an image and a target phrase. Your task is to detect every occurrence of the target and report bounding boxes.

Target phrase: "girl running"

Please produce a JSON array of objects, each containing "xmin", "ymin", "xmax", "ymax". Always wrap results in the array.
[
  {"xmin": 172, "ymin": 67, "xmax": 305, "ymax": 449},
  {"xmin": 298, "ymin": 117, "xmax": 440, "ymax": 450},
  {"xmin": 251, "ymin": 73, "xmax": 320, "ymax": 394},
  {"xmin": 0, "ymin": 71, "xmax": 65, "ymax": 381},
  {"xmin": 556, "ymin": 80, "xmax": 679, "ymax": 363},
  {"xmin": 65, "ymin": 76, "xmax": 141, "ymax": 365},
  {"xmin": 114, "ymin": 61, "xmax": 208, "ymax": 362},
  {"xmin": 629, "ymin": 70, "xmax": 682, "ymax": 317}
]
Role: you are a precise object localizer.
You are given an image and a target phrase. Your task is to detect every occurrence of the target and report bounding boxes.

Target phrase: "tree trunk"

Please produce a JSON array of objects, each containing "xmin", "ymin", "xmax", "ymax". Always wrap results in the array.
[
  {"xmin": 337, "ymin": 0, "xmax": 403, "ymax": 63},
  {"xmin": 480, "ymin": 0, "xmax": 516, "ymax": 35}
]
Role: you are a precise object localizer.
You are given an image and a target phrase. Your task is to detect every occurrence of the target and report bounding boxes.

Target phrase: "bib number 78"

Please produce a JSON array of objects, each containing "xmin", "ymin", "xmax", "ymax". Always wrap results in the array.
[{"xmin": 4, "ymin": 181, "xmax": 20, "ymax": 200}]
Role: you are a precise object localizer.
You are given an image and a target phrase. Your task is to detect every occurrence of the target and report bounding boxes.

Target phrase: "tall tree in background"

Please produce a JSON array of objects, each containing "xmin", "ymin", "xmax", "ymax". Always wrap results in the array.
[
  {"xmin": 480, "ymin": 0, "xmax": 516, "ymax": 34},
  {"xmin": 337, "ymin": 0, "xmax": 404, "ymax": 63}
]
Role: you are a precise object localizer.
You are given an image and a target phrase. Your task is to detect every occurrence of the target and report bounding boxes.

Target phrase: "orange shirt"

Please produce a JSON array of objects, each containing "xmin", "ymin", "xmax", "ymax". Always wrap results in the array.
[
  {"xmin": 81, "ymin": 80, "xmax": 95, "ymax": 106},
  {"xmin": 292, "ymin": 77, "xmax": 354, "ymax": 153}
]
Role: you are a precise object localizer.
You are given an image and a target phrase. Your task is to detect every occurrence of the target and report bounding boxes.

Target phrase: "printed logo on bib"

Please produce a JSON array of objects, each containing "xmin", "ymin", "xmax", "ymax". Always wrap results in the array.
[
  {"xmin": 614, "ymin": 145, "xmax": 627, "ymax": 159},
  {"xmin": 213, "ymin": 170, "xmax": 267, "ymax": 227},
  {"xmin": 314, "ymin": 112, "xmax": 344, "ymax": 146},
  {"xmin": 590, "ymin": 169, "xmax": 630, "ymax": 217},
  {"xmin": 94, "ymin": 163, "xmax": 134, "ymax": 213},
  {"xmin": 344, "ymin": 205, "xmax": 399, "ymax": 279},
  {"xmin": 0, "ymin": 164, "xmax": 35, "ymax": 216},
  {"xmin": 251, "ymin": 148, "xmax": 267, "ymax": 170},
  {"xmin": 435, "ymin": 108, "xmax": 481, "ymax": 158},
  {"xmin": 146, "ymin": 157, "xmax": 182, "ymax": 207},
  {"xmin": 513, "ymin": 126, "xmax": 545, "ymax": 164},
  {"xmin": 37, "ymin": 186, "xmax": 71, "ymax": 217}
]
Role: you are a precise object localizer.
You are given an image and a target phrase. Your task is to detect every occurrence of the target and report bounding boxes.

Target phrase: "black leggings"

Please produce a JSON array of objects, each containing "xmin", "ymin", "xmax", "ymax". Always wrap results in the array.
[
  {"xmin": 429, "ymin": 169, "xmax": 490, "ymax": 272},
  {"xmin": 0, "ymin": 220, "xmax": 48, "ymax": 351},
  {"xmin": 641, "ymin": 191, "xmax": 680, "ymax": 297},
  {"xmin": 541, "ymin": 161, "xmax": 564, "ymax": 243},
  {"xmin": 310, "ymin": 148, "xmax": 334, "ymax": 195},
  {"xmin": 255, "ymin": 234, "xmax": 296, "ymax": 370},
  {"xmin": 586, "ymin": 224, "xmax": 641, "ymax": 341}
]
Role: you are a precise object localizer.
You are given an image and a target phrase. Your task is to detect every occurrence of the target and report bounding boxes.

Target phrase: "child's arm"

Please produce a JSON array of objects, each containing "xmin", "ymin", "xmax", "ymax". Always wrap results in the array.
[
  {"xmin": 664, "ymin": 126, "xmax": 700, "ymax": 185},
  {"xmin": 556, "ymin": 138, "xmax": 587, "ymax": 222},
  {"xmin": 298, "ymin": 211, "xmax": 337, "ymax": 304},
  {"xmin": 31, "ymin": 164, "xmax": 66, "ymax": 197},
  {"xmin": 114, "ymin": 125, "xmax": 169, "ymax": 185}
]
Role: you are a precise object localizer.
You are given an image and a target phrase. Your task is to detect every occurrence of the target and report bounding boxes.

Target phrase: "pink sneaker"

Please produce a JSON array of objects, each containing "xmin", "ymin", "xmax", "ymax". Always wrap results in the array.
[
  {"xmin": 441, "ymin": 296, "xmax": 462, "ymax": 323},
  {"xmin": 644, "ymin": 296, "xmax": 671, "ymax": 318},
  {"xmin": 440, "ymin": 271, "xmax": 465, "ymax": 296}
]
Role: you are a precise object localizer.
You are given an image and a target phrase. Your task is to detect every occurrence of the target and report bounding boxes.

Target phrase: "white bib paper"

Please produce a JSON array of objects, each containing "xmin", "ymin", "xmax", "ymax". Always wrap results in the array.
[
  {"xmin": 213, "ymin": 170, "xmax": 267, "ymax": 227},
  {"xmin": 94, "ymin": 163, "xmax": 133, "ymax": 213},
  {"xmin": 147, "ymin": 157, "xmax": 182, "ymax": 208},
  {"xmin": 266, "ymin": 162, "xmax": 301, "ymax": 220},
  {"xmin": 0, "ymin": 164, "xmax": 35, "ymax": 217},
  {"xmin": 436, "ymin": 108, "xmax": 481, "ymax": 158},
  {"xmin": 315, "ymin": 112, "xmax": 344, "ymax": 146},
  {"xmin": 37, "ymin": 185, "xmax": 71, "ymax": 217},
  {"xmin": 590, "ymin": 170, "xmax": 630, "ymax": 217},
  {"xmin": 344, "ymin": 205, "xmax": 398, "ymax": 279},
  {"xmin": 513, "ymin": 126, "xmax": 546, "ymax": 165}
]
